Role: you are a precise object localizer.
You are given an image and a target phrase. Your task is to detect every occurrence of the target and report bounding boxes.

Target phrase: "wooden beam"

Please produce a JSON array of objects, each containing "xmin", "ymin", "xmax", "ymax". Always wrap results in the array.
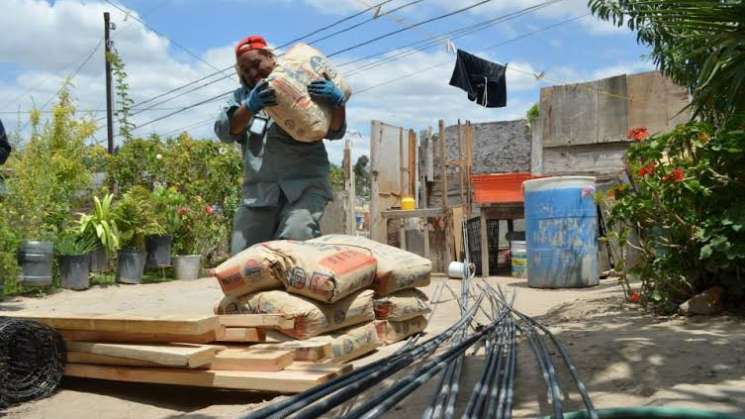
[
  {"xmin": 457, "ymin": 120, "xmax": 466, "ymax": 211},
  {"xmin": 61, "ymin": 329, "xmax": 221, "ymax": 344},
  {"xmin": 217, "ymin": 314, "xmax": 294, "ymax": 330},
  {"xmin": 480, "ymin": 211, "xmax": 489, "ymax": 278},
  {"xmin": 209, "ymin": 348, "xmax": 294, "ymax": 372},
  {"xmin": 216, "ymin": 327, "xmax": 266, "ymax": 343},
  {"xmin": 66, "ymin": 342, "xmax": 221, "ymax": 368},
  {"xmin": 370, "ymin": 120, "xmax": 384, "ymax": 242},
  {"xmin": 343, "ymin": 139, "xmax": 356, "ymax": 235},
  {"xmin": 15, "ymin": 313, "xmax": 219, "ymax": 335},
  {"xmin": 439, "ymin": 119, "xmax": 448, "ymax": 212},
  {"xmin": 67, "ymin": 352, "xmax": 162, "ymax": 368},
  {"xmin": 399, "ymin": 127, "xmax": 406, "ymax": 197},
  {"xmin": 64, "ymin": 363, "xmax": 350, "ymax": 393},
  {"xmin": 381, "ymin": 208, "xmax": 444, "ymax": 220},
  {"xmin": 408, "ymin": 129, "xmax": 417, "ymax": 199}
]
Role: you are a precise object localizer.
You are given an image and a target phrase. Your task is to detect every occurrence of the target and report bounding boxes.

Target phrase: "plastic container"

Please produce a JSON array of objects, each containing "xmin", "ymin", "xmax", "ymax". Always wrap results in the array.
[
  {"xmin": 523, "ymin": 176, "xmax": 598, "ymax": 288},
  {"xmin": 146, "ymin": 235, "xmax": 172, "ymax": 268},
  {"xmin": 18, "ymin": 241, "xmax": 54, "ymax": 287},
  {"xmin": 473, "ymin": 173, "xmax": 536, "ymax": 204},
  {"xmin": 400, "ymin": 196, "xmax": 416, "ymax": 211},
  {"xmin": 510, "ymin": 240, "xmax": 527, "ymax": 278},
  {"xmin": 89, "ymin": 246, "xmax": 110, "ymax": 273},
  {"xmin": 174, "ymin": 255, "xmax": 201, "ymax": 280},
  {"xmin": 117, "ymin": 250, "xmax": 146, "ymax": 284},
  {"xmin": 60, "ymin": 254, "xmax": 91, "ymax": 290}
]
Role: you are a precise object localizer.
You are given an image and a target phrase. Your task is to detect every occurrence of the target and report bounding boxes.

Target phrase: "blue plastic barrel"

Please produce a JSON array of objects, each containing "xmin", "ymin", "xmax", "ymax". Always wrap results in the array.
[{"xmin": 523, "ymin": 176, "xmax": 598, "ymax": 288}]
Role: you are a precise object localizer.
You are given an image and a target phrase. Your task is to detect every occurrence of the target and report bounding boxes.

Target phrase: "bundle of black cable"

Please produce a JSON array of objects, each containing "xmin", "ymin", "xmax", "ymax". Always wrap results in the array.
[{"xmin": 0, "ymin": 317, "xmax": 66, "ymax": 409}]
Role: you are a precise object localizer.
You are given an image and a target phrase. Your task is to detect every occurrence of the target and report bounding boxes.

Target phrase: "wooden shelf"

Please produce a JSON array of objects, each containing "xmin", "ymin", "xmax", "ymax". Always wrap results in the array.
[{"xmin": 381, "ymin": 208, "xmax": 445, "ymax": 220}]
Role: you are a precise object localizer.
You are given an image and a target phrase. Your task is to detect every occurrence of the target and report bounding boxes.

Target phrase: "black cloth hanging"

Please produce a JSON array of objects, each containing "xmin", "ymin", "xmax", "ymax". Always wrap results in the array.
[{"xmin": 449, "ymin": 49, "xmax": 507, "ymax": 108}]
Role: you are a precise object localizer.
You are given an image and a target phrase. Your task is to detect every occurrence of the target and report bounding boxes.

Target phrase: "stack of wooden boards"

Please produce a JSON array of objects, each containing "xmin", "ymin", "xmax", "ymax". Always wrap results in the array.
[
  {"xmin": 211, "ymin": 234, "xmax": 434, "ymax": 358},
  {"xmin": 15, "ymin": 312, "xmax": 357, "ymax": 393}
]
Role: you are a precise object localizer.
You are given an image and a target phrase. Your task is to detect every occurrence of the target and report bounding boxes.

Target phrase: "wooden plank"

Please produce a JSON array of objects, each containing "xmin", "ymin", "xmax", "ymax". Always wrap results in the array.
[
  {"xmin": 65, "ymin": 363, "xmax": 343, "ymax": 393},
  {"xmin": 67, "ymin": 352, "xmax": 162, "ymax": 368},
  {"xmin": 344, "ymin": 139, "xmax": 357, "ymax": 235},
  {"xmin": 217, "ymin": 314, "xmax": 294, "ymax": 329},
  {"xmin": 399, "ymin": 127, "xmax": 406, "ymax": 197},
  {"xmin": 285, "ymin": 362, "xmax": 354, "ymax": 376},
  {"xmin": 16, "ymin": 313, "xmax": 218, "ymax": 335},
  {"xmin": 408, "ymin": 129, "xmax": 417, "ymax": 199},
  {"xmin": 439, "ymin": 119, "xmax": 448, "ymax": 212},
  {"xmin": 216, "ymin": 327, "xmax": 266, "ymax": 343},
  {"xmin": 62, "ymin": 329, "xmax": 220, "ymax": 344},
  {"xmin": 381, "ymin": 208, "xmax": 444, "ymax": 220},
  {"xmin": 209, "ymin": 348, "xmax": 294, "ymax": 372},
  {"xmin": 66, "ymin": 342, "xmax": 221, "ymax": 368},
  {"xmin": 252, "ymin": 339, "xmax": 332, "ymax": 362},
  {"xmin": 370, "ymin": 120, "xmax": 384, "ymax": 242}
]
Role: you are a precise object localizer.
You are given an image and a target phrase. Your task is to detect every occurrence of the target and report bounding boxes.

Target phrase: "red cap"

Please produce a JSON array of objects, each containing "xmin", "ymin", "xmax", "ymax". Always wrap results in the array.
[{"xmin": 235, "ymin": 35, "xmax": 268, "ymax": 59}]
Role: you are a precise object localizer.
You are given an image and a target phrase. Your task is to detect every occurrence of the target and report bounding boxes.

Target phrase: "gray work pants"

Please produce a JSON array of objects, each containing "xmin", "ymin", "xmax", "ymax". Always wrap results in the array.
[{"xmin": 230, "ymin": 189, "xmax": 328, "ymax": 255}]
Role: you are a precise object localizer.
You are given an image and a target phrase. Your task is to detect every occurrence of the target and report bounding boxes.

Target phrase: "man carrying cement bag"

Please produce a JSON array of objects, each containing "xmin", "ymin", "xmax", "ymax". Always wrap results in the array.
[{"xmin": 214, "ymin": 35, "xmax": 349, "ymax": 255}]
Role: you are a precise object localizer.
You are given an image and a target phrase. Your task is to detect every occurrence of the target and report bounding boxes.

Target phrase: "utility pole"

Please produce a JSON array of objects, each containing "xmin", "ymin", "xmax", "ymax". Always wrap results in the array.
[{"xmin": 104, "ymin": 12, "xmax": 114, "ymax": 154}]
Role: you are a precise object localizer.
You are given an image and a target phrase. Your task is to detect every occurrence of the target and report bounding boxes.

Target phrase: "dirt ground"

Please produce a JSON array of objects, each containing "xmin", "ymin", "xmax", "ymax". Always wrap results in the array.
[{"xmin": 1, "ymin": 275, "xmax": 744, "ymax": 418}]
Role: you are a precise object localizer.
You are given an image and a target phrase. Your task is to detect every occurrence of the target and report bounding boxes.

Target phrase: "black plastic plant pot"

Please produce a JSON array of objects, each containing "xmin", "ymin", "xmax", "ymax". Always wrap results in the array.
[
  {"xmin": 59, "ymin": 254, "xmax": 91, "ymax": 291},
  {"xmin": 116, "ymin": 249, "xmax": 146, "ymax": 284},
  {"xmin": 18, "ymin": 240, "xmax": 54, "ymax": 287},
  {"xmin": 90, "ymin": 246, "xmax": 110, "ymax": 273},
  {"xmin": 146, "ymin": 235, "xmax": 172, "ymax": 268}
]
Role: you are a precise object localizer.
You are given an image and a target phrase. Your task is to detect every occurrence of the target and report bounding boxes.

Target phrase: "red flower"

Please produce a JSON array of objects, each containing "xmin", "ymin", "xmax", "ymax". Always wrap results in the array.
[
  {"xmin": 663, "ymin": 167, "xmax": 685, "ymax": 183},
  {"xmin": 177, "ymin": 207, "xmax": 190, "ymax": 216},
  {"xmin": 205, "ymin": 205, "xmax": 215, "ymax": 215},
  {"xmin": 638, "ymin": 162, "xmax": 656, "ymax": 177},
  {"xmin": 628, "ymin": 290, "xmax": 641, "ymax": 303},
  {"xmin": 627, "ymin": 127, "xmax": 649, "ymax": 142}
]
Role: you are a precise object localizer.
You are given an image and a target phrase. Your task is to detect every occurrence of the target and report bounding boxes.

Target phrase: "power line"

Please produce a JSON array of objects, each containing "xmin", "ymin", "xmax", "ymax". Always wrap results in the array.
[
  {"xmin": 326, "ymin": 0, "xmax": 499, "ymax": 58},
  {"xmin": 343, "ymin": 0, "xmax": 564, "ymax": 78},
  {"xmin": 104, "ymin": 0, "xmax": 225, "ymax": 74},
  {"xmin": 306, "ymin": 0, "xmax": 427, "ymax": 46},
  {"xmin": 133, "ymin": 89, "xmax": 233, "ymax": 131}
]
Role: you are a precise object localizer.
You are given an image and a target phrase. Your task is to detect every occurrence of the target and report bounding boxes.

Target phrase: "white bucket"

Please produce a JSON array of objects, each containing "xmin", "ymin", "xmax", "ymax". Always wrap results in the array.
[
  {"xmin": 448, "ymin": 261, "xmax": 475, "ymax": 279},
  {"xmin": 511, "ymin": 240, "xmax": 527, "ymax": 278}
]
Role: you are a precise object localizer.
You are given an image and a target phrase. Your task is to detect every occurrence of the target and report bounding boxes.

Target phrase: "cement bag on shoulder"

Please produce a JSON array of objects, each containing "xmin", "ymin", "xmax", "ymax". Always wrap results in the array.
[
  {"xmin": 310, "ymin": 234, "xmax": 432, "ymax": 296},
  {"xmin": 265, "ymin": 43, "xmax": 352, "ymax": 142},
  {"xmin": 262, "ymin": 240, "xmax": 376, "ymax": 304},
  {"xmin": 243, "ymin": 289, "xmax": 375, "ymax": 339},
  {"xmin": 374, "ymin": 288, "xmax": 430, "ymax": 321},
  {"xmin": 209, "ymin": 244, "xmax": 283, "ymax": 298},
  {"xmin": 375, "ymin": 316, "xmax": 428, "ymax": 345}
]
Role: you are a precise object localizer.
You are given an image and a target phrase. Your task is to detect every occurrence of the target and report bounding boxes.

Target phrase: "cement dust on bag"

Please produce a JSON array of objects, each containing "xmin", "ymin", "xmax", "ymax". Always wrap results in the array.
[{"xmin": 265, "ymin": 43, "xmax": 352, "ymax": 142}]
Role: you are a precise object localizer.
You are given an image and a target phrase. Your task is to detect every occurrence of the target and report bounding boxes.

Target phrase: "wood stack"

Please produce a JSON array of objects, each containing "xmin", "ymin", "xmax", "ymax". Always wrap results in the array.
[{"xmin": 15, "ymin": 312, "xmax": 355, "ymax": 393}]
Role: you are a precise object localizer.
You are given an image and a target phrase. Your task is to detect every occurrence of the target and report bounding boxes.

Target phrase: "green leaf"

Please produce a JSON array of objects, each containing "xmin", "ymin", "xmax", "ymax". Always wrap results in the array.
[{"xmin": 700, "ymin": 244, "xmax": 713, "ymax": 259}]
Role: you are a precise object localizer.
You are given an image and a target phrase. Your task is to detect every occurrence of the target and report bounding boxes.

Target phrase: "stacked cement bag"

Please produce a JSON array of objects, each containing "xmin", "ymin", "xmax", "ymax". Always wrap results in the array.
[
  {"xmin": 211, "ymin": 236, "xmax": 432, "ymax": 352},
  {"xmin": 309, "ymin": 235, "xmax": 432, "ymax": 345},
  {"xmin": 211, "ymin": 240, "xmax": 377, "ymax": 340},
  {"xmin": 265, "ymin": 43, "xmax": 352, "ymax": 142}
]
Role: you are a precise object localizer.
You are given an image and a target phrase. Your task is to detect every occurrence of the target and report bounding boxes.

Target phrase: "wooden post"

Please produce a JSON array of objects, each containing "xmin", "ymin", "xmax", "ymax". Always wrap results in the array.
[
  {"xmin": 457, "ymin": 120, "xmax": 466, "ymax": 213},
  {"xmin": 408, "ymin": 129, "xmax": 417, "ymax": 202},
  {"xmin": 439, "ymin": 119, "xmax": 452, "ymax": 263},
  {"xmin": 480, "ymin": 209, "xmax": 489, "ymax": 278},
  {"xmin": 104, "ymin": 12, "xmax": 114, "ymax": 154},
  {"xmin": 370, "ymin": 121, "xmax": 384, "ymax": 243},
  {"xmin": 343, "ymin": 139, "xmax": 356, "ymax": 235},
  {"xmin": 466, "ymin": 121, "xmax": 474, "ymax": 217}
]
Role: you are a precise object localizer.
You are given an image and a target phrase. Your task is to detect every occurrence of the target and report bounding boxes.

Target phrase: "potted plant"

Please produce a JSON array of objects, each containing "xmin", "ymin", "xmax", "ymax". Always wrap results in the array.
[
  {"xmin": 172, "ymin": 197, "xmax": 225, "ymax": 280},
  {"xmin": 77, "ymin": 194, "xmax": 120, "ymax": 273},
  {"xmin": 113, "ymin": 187, "xmax": 164, "ymax": 284},
  {"xmin": 15, "ymin": 214, "xmax": 56, "ymax": 288},
  {"xmin": 145, "ymin": 186, "xmax": 185, "ymax": 269},
  {"xmin": 55, "ymin": 229, "xmax": 97, "ymax": 290}
]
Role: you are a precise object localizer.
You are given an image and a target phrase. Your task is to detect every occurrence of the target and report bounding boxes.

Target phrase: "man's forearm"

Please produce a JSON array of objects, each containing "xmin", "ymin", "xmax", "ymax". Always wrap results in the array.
[
  {"xmin": 329, "ymin": 105, "xmax": 345, "ymax": 132},
  {"xmin": 230, "ymin": 105, "xmax": 253, "ymax": 135}
]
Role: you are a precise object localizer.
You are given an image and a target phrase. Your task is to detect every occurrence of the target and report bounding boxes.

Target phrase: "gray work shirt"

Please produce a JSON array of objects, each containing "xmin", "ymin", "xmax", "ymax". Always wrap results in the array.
[{"xmin": 214, "ymin": 86, "xmax": 346, "ymax": 208}]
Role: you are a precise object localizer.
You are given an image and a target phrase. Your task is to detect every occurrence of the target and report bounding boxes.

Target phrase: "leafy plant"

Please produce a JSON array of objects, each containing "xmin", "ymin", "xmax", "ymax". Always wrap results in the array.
[
  {"xmin": 589, "ymin": 0, "xmax": 745, "ymax": 125},
  {"xmin": 150, "ymin": 185, "xmax": 186, "ymax": 236},
  {"xmin": 55, "ymin": 229, "xmax": 98, "ymax": 256},
  {"xmin": 3, "ymin": 84, "xmax": 96, "ymax": 240},
  {"xmin": 78, "ymin": 194, "xmax": 120, "ymax": 255},
  {"xmin": 108, "ymin": 51, "xmax": 135, "ymax": 141},
  {"xmin": 599, "ymin": 123, "xmax": 745, "ymax": 311},
  {"xmin": 113, "ymin": 186, "xmax": 165, "ymax": 251},
  {"xmin": 107, "ymin": 137, "xmax": 166, "ymax": 192},
  {"xmin": 526, "ymin": 103, "xmax": 539, "ymax": 126},
  {"xmin": 172, "ymin": 196, "xmax": 226, "ymax": 257}
]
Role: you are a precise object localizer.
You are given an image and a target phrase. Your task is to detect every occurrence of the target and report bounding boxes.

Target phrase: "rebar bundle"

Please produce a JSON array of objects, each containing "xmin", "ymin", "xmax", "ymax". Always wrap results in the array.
[{"xmin": 0, "ymin": 317, "xmax": 66, "ymax": 409}]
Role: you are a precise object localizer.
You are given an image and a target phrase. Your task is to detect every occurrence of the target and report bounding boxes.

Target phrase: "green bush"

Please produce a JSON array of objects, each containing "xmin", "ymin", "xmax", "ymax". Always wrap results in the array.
[{"xmin": 601, "ymin": 123, "xmax": 745, "ymax": 311}]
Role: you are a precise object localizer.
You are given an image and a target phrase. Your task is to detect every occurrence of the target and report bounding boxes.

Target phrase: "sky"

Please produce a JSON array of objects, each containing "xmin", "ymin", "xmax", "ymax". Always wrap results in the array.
[{"xmin": 0, "ymin": 0, "xmax": 653, "ymax": 165}]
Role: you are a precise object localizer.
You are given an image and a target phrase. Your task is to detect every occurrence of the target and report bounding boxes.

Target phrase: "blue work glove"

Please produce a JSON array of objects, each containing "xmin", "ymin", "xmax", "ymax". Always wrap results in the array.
[
  {"xmin": 243, "ymin": 80, "xmax": 277, "ymax": 115},
  {"xmin": 307, "ymin": 77, "xmax": 345, "ymax": 106}
]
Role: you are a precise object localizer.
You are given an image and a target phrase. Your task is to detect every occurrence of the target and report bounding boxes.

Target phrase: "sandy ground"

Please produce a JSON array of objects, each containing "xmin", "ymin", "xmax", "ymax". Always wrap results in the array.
[{"xmin": 1, "ymin": 275, "xmax": 744, "ymax": 418}]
